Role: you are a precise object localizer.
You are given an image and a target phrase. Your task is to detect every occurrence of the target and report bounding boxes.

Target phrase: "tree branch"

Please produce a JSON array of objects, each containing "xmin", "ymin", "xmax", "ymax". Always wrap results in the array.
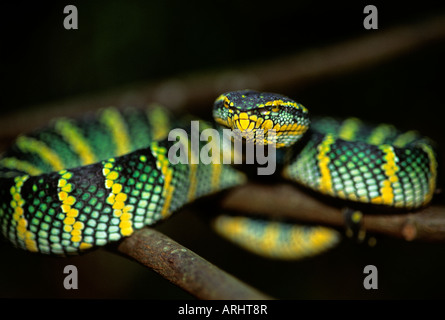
[
  {"xmin": 219, "ymin": 182, "xmax": 445, "ymax": 242},
  {"xmin": 117, "ymin": 227, "xmax": 272, "ymax": 300},
  {"xmin": 114, "ymin": 181, "xmax": 444, "ymax": 299}
]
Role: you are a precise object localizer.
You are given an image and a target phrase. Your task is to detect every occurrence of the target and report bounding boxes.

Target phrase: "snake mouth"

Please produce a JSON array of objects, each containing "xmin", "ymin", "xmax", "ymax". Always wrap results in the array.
[
  {"xmin": 216, "ymin": 114, "xmax": 308, "ymax": 134},
  {"xmin": 215, "ymin": 115, "xmax": 308, "ymax": 148}
]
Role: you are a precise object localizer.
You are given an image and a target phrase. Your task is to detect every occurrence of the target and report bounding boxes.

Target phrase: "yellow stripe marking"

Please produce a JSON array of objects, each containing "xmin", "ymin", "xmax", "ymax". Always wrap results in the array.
[
  {"xmin": 57, "ymin": 170, "xmax": 86, "ymax": 243},
  {"xmin": 371, "ymin": 145, "xmax": 399, "ymax": 206},
  {"xmin": 79, "ymin": 242, "xmax": 93, "ymax": 250},
  {"xmin": 273, "ymin": 123, "xmax": 281, "ymax": 132},
  {"xmin": 237, "ymin": 112, "xmax": 250, "ymax": 131},
  {"xmin": 209, "ymin": 122, "xmax": 223, "ymax": 191},
  {"xmin": 151, "ymin": 143, "xmax": 175, "ymax": 218},
  {"xmin": 367, "ymin": 124, "xmax": 393, "ymax": 145},
  {"xmin": 147, "ymin": 105, "xmax": 171, "ymax": 140},
  {"xmin": 0, "ymin": 158, "xmax": 43, "ymax": 176},
  {"xmin": 261, "ymin": 119, "xmax": 273, "ymax": 131},
  {"xmin": 100, "ymin": 108, "xmax": 131, "ymax": 156},
  {"xmin": 202, "ymin": 128, "xmax": 223, "ymax": 192},
  {"xmin": 211, "ymin": 164, "xmax": 222, "ymax": 192},
  {"xmin": 16, "ymin": 136, "xmax": 64, "ymax": 171},
  {"xmin": 262, "ymin": 100, "xmax": 308, "ymax": 113},
  {"xmin": 259, "ymin": 223, "xmax": 281, "ymax": 254},
  {"xmin": 103, "ymin": 158, "xmax": 133, "ymax": 236},
  {"xmin": 338, "ymin": 118, "xmax": 361, "ymax": 141},
  {"xmin": 214, "ymin": 94, "xmax": 225, "ymax": 104},
  {"xmin": 286, "ymin": 226, "xmax": 340, "ymax": 259},
  {"xmin": 289, "ymin": 124, "xmax": 308, "ymax": 135},
  {"xmin": 217, "ymin": 95, "xmax": 232, "ymax": 109},
  {"xmin": 255, "ymin": 117, "xmax": 264, "ymax": 128},
  {"xmin": 393, "ymin": 130, "xmax": 418, "ymax": 148},
  {"xmin": 54, "ymin": 119, "xmax": 97, "ymax": 165},
  {"xmin": 317, "ymin": 134, "xmax": 335, "ymax": 195},
  {"xmin": 10, "ymin": 175, "xmax": 38, "ymax": 252},
  {"xmin": 187, "ymin": 145, "xmax": 199, "ymax": 201}
]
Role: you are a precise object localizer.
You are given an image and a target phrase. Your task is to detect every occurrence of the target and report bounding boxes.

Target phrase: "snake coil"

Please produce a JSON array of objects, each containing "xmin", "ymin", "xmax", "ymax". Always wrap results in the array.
[{"xmin": 0, "ymin": 90, "xmax": 438, "ymax": 257}]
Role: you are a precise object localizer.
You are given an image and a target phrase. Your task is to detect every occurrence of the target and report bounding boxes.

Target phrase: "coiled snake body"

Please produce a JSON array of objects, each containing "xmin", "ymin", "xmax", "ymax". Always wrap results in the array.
[{"xmin": 0, "ymin": 90, "xmax": 438, "ymax": 257}]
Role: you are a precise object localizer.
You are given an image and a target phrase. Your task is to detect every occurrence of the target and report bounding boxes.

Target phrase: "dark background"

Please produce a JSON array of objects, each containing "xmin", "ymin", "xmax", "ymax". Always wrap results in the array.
[{"xmin": 1, "ymin": 1, "xmax": 445, "ymax": 300}]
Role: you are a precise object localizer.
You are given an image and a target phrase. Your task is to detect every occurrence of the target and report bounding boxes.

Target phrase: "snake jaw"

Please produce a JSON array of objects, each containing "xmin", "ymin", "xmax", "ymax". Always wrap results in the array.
[{"xmin": 213, "ymin": 90, "xmax": 310, "ymax": 148}]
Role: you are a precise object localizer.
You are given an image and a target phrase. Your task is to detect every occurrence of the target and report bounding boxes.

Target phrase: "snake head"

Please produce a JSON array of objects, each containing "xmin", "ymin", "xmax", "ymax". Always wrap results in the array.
[{"xmin": 213, "ymin": 90, "xmax": 310, "ymax": 148}]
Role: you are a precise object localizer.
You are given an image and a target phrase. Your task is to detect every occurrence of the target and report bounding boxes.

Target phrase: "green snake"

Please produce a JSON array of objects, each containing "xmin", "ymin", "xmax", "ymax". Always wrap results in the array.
[{"xmin": 0, "ymin": 90, "xmax": 438, "ymax": 258}]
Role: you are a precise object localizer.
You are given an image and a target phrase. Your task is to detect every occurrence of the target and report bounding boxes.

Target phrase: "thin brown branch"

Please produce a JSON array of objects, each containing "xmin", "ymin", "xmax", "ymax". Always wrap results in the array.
[
  {"xmin": 220, "ymin": 182, "xmax": 445, "ymax": 242},
  {"xmin": 116, "ymin": 181, "xmax": 444, "ymax": 299},
  {"xmin": 117, "ymin": 227, "xmax": 272, "ymax": 300}
]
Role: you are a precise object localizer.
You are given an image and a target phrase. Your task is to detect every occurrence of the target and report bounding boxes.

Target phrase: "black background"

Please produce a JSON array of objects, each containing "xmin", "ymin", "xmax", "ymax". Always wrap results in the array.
[{"xmin": 1, "ymin": 1, "xmax": 445, "ymax": 300}]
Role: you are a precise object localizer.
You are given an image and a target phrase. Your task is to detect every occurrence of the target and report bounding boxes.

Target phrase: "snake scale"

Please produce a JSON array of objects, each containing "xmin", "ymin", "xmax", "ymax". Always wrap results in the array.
[{"xmin": 0, "ymin": 90, "xmax": 438, "ymax": 258}]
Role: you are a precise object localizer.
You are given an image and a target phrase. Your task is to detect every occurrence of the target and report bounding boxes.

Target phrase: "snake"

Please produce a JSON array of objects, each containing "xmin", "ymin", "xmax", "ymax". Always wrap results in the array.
[{"xmin": 0, "ymin": 90, "xmax": 438, "ymax": 258}]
